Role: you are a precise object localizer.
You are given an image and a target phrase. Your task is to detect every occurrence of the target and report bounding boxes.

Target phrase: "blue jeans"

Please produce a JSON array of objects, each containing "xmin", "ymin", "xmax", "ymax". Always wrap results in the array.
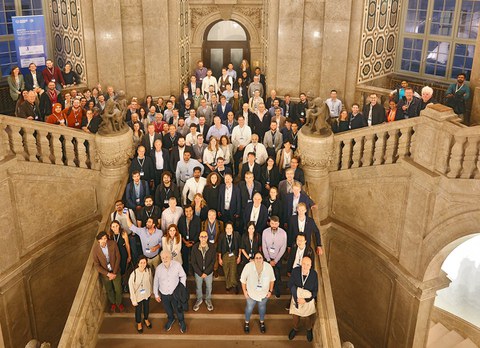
[
  {"xmin": 160, "ymin": 293, "xmax": 184, "ymax": 322},
  {"xmin": 245, "ymin": 296, "xmax": 268, "ymax": 322},
  {"xmin": 194, "ymin": 273, "xmax": 213, "ymax": 301}
]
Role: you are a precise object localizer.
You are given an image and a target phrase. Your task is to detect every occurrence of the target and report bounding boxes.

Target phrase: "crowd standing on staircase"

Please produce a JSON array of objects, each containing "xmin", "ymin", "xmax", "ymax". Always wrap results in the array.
[{"xmin": 11, "ymin": 57, "xmax": 468, "ymax": 342}]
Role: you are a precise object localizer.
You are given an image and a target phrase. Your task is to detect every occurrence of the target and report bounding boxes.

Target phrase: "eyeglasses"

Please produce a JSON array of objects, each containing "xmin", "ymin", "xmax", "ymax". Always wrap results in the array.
[{"xmin": 200, "ymin": 236, "xmax": 208, "ymax": 238}]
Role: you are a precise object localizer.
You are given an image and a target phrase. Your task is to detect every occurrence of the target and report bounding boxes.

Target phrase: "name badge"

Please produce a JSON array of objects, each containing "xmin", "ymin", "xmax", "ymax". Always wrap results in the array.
[
  {"xmin": 249, "ymin": 253, "xmax": 253, "ymax": 258},
  {"xmin": 266, "ymin": 181, "xmax": 270, "ymax": 185},
  {"xmin": 228, "ymin": 252, "xmax": 234, "ymax": 257},
  {"xmin": 140, "ymin": 288, "xmax": 146, "ymax": 294},
  {"xmin": 140, "ymin": 170, "xmax": 145, "ymax": 176},
  {"xmin": 145, "ymin": 248, "xmax": 151, "ymax": 253},
  {"xmin": 163, "ymin": 200, "xmax": 169, "ymax": 205},
  {"xmin": 75, "ymin": 122, "xmax": 79, "ymax": 126},
  {"xmin": 256, "ymin": 283, "xmax": 263, "ymax": 290},
  {"xmin": 107, "ymin": 263, "xmax": 112, "ymax": 271},
  {"xmin": 209, "ymin": 239, "xmax": 214, "ymax": 244},
  {"xmin": 136, "ymin": 198, "xmax": 140, "ymax": 204},
  {"xmin": 269, "ymin": 247, "xmax": 275, "ymax": 253},
  {"xmin": 247, "ymin": 199, "xmax": 253, "ymax": 203}
]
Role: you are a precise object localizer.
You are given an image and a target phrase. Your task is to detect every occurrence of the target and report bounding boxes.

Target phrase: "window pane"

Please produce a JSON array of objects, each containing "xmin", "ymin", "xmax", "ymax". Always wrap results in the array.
[
  {"xmin": 207, "ymin": 21, "xmax": 247, "ymax": 41},
  {"xmin": 405, "ymin": 0, "xmax": 428, "ymax": 33},
  {"xmin": 425, "ymin": 41, "xmax": 449, "ymax": 76},
  {"xmin": 210, "ymin": 48, "xmax": 223, "ymax": 77},
  {"xmin": 400, "ymin": 37, "xmax": 423, "ymax": 72},
  {"xmin": 430, "ymin": 0, "xmax": 455, "ymax": 36},
  {"xmin": 458, "ymin": 0, "xmax": 480, "ymax": 39},
  {"xmin": 451, "ymin": 43, "xmax": 475, "ymax": 78}
]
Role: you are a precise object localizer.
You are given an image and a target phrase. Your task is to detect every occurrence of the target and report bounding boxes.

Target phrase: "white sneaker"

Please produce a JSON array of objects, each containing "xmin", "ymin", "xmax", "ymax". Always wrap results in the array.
[
  {"xmin": 206, "ymin": 300, "xmax": 214, "ymax": 311},
  {"xmin": 193, "ymin": 299, "xmax": 203, "ymax": 311}
]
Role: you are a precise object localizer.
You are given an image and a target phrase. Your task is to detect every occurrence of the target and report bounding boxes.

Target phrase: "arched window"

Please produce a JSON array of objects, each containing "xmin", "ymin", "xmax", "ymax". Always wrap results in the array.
[
  {"xmin": 398, "ymin": 0, "xmax": 479, "ymax": 81},
  {"xmin": 203, "ymin": 20, "xmax": 250, "ymax": 77}
]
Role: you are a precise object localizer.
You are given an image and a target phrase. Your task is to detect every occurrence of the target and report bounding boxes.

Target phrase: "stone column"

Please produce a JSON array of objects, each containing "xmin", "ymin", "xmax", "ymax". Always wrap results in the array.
[
  {"xmin": 94, "ymin": 128, "xmax": 134, "ymax": 217},
  {"xmin": 297, "ymin": 129, "xmax": 334, "ymax": 223}
]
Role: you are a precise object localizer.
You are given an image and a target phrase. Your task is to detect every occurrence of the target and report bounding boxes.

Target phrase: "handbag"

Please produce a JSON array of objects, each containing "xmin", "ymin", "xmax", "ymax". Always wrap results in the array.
[{"xmin": 289, "ymin": 288, "xmax": 316, "ymax": 317}]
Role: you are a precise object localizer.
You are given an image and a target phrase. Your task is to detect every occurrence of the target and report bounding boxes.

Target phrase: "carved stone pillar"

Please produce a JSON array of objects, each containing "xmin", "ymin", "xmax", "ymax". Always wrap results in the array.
[
  {"xmin": 297, "ymin": 129, "xmax": 334, "ymax": 223},
  {"xmin": 94, "ymin": 128, "xmax": 134, "ymax": 216}
]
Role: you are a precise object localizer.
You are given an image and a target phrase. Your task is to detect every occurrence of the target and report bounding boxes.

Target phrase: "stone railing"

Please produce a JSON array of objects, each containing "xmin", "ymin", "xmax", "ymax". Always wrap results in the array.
[
  {"xmin": 0, "ymin": 115, "xmax": 100, "ymax": 170},
  {"xmin": 431, "ymin": 307, "xmax": 480, "ymax": 346},
  {"xmin": 354, "ymin": 84, "xmax": 392, "ymax": 108},
  {"xmin": 330, "ymin": 117, "xmax": 423, "ymax": 172}
]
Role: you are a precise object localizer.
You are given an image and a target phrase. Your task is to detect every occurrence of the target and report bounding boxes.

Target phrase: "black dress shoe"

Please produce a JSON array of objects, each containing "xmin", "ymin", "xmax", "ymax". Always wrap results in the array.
[
  {"xmin": 137, "ymin": 324, "xmax": 143, "ymax": 334},
  {"xmin": 307, "ymin": 329, "xmax": 313, "ymax": 342},
  {"xmin": 144, "ymin": 319, "xmax": 152, "ymax": 329},
  {"xmin": 260, "ymin": 321, "xmax": 266, "ymax": 333},
  {"xmin": 235, "ymin": 285, "xmax": 239, "ymax": 294},
  {"xmin": 244, "ymin": 322, "xmax": 250, "ymax": 333},
  {"xmin": 289, "ymin": 329, "xmax": 297, "ymax": 340}
]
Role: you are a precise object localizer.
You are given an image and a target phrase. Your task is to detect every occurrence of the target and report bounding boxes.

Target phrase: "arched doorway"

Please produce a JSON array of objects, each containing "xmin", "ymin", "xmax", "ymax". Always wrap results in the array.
[{"xmin": 203, "ymin": 20, "xmax": 250, "ymax": 77}]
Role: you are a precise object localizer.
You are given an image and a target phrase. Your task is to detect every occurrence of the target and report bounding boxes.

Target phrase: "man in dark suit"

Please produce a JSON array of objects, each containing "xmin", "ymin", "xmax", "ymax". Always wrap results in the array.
[
  {"xmin": 396, "ymin": 87, "xmax": 422, "ymax": 120},
  {"xmin": 287, "ymin": 203, "xmax": 322, "ymax": 255},
  {"xmin": 169, "ymin": 136, "xmax": 193, "ymax": 174},
  {"xmin": 92, "ymin": 231, "xmax": 123, "ymax": 312},
  {"xmin": 162, "ymin": 124, "xmax": 181, "ymax": 151},
  {"xmin": 129, "ymin": 146, "xmax": 155, "ymax": 188},
  {"xmin": 241, "ymin": 152, "xmax": 262, "ymax": 181},
  {"xmin": 239, "ymin": 171, "xmax": 262, "ymax": 211},
  {"xmin": 282, "ymin": 94, "xmax": 296, "ymax": 121},
  {"xmin": 217, "ymin": 173, "xmax": 241, "ymax": 226},
  {"xmin": 243, "ymin": 192, "xmax": 268, "ymax": 234},
  {"xmin": 178, "ymin": 204, "xmax": 201, "ymax": 275},
  {"xmin": 24, "ymin": 62, "xmax": 45, "ymax": 91},
  {"xmin": 125, "ymin": 171, "xmax": 150, "ymax": 211},
  {"xmin": 154, "ymin": 171, "xmax": 181, "ymax": 211},
  {"xmin": 284, "ymin": 182, "xmax": 316, "ymax": 220},
  {"xmin": 290, "ymin": 157, "xmax": 305, "ymax": 185},
  {"xmin": 150, "ymin": 138, "xmax": 170, "ymax": 187},
  {"xmin": 142, "ymin": 123, "xmax": 163, "ymax": 153},
  {"xmin": 286, "ymin": 233, "xmax": 315, "ymax": 275},
  {"xmin": 362, "ymin": 93, "xmax": 386, "ymax": 126},
  {"xmin": 348, "ymin": 104, "xmax": 367, "ymax": 130},
  {"xmin": 197, "ymin": 115, "xmax": 209, "ymax": 139},
  {"xmin": 216, "ymin": 95, "xmax": 233, "ymax": 121}
]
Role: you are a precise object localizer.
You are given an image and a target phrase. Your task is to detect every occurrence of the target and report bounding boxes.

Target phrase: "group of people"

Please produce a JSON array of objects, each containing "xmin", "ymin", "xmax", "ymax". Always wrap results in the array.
[
  {"xmin": 91, "ymin": 59, "xmax": 323, "ymax": 342},
  {"xmin": 329, "ymin": 74, "xmax": 471, "ymax": 133}
]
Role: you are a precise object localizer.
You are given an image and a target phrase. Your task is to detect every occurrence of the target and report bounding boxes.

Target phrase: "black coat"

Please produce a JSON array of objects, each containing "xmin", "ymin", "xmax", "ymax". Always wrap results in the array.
[
  {"xmin": 362, "ymin": 103, "xmax": 386, "ymax": 125},
  {"xmin": 203, "ymin": 185, "xmax": 220, "ymax": 211},
  {"xmin": 288, "ymin": 266, "xmax": 318, "ymax": 305},
  {"xmin": 260, "ymin": 165, "xmax": 281, "ymax": 194},
  {"xmin": 217, "ymin": 231, "xmax": 241, "ymax": 256},
  {"xmin": 150, "ymin": 148, "xmax": 171, "ymax": 172},
  {"xmin": 129, "ymin": 156, "xmax": 155, "ymax": 183},
  {"xmin": 24, "ymin": 71, "xmax": 45, "ymax": 91},
  {"xmin": 191, "ymin": 242, "xmax": 217, "ymax": 276},
  {"xmin": 287, "ymin": 215, "xmax": 321, "ymax": 247},
  {"xmin": 154, "ymin": 183, "xmax": 181, "ymax": 210},
  {"xmin": 141, "ymin": 133, "xmax": 163, "ymax": 153},
  {"xmin": 243, "ymin": 203, "xmax": 269, "ymax": 234},
  {"xmin": 239, "ymin": 180, "xmax": 262, "ymax": 210},
  {"xmin": 178, "ymin": 215, "xmax": 201, "ymax": 243},
  {"xmin": 218, "ymin": 184, "xmax": 242, "ymax": 217},
  {"xmin": 348, "ymin": 113, "xmax": 367, "ymax": 130},
  {"xmin": 241, "ymin": 162, "xmax": 262, "ymax": 181},
  {"xmin": 286, "ymin": 245, "xmax": 315, "ymax": 273},
  {"xmin": 172, "ymin": 281, "xmax": 189, "ymax": 312}
]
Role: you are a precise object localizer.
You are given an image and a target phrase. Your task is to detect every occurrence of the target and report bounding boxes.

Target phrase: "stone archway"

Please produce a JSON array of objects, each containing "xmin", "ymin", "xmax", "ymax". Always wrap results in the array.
[{"xmin": 189, "ymin": 5, "xmax": 264, "ymax": 73}]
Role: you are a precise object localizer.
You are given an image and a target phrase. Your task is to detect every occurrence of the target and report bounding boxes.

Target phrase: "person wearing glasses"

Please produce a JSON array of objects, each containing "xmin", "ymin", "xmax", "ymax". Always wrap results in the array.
[{"xmin": 240, "ymin": 251, "xmax": 275, "ymax": 334}]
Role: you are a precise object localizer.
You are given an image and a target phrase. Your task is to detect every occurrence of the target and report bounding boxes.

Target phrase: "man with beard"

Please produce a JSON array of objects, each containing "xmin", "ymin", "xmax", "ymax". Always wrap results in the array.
[
  {"xmin": 137, "ymin": 195, "xmax": 161, "ymax": 228},
  {"xmin": 154, "ymin": 171, "xmax": 181, "ymax": 211},
  {"xmin": 445, "ymin": 73, "xmax": 471, "ymax": 119},
  {"xmin": 64, "ymin": 98, "xmax": 85, "ymax": 129},
  {"xmin": 40, "ymin": 81, "xmax": 64, "ymax": 119}
]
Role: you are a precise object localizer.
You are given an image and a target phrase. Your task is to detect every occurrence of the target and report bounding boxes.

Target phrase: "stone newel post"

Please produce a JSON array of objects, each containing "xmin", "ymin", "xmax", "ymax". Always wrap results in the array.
[
  {"xmin": 94, "ymin": 127, "xmax": 134, "ymax": 216},
  {"xmin": 297, "ymin": 129, "xmax": 335, "ymax": 223}
]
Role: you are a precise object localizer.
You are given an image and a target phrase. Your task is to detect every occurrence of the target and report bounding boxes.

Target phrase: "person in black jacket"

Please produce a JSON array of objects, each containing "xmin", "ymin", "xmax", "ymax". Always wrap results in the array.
[
  {"xmin": 263, "ymin": 186, "xmax": 283, "ymax": 223},
  {"xmin": 396, "ymin": 87, "xmax": 422, "ymax": 120},
  {"xmin": 129, "ymin": 146, "xmax": 155, "ymax": 189},
  {"xmin": 150, "ymin": 139, "xmax": 170, "ymax": 188},
  {"xmin": 332, "ymin": 110, "xmax": 350, "ymax": 133},
  {"xmin": 287, "ymin": 203, "xmax": 322, "ymax": 254},
  {"xmin": 290, "ymin": 157, "xmax": 305, "ymax": 185},
  {"xmin": 348, "ymin": 104, "xmax": 367, "ymax": 130},
  {"xmin": 203, "ymin": 172, "xmax": 220, "ymax": 211},
  {"xmin": 217, "ymin": 222, "xmax": 241, "ymax": 293},
  {"xmin": 178, "ymin": 205, "xmax": 201, "ymax": 275},
  {"xmin": 286, "ymin": 233, "xmax": 315, "ymax": 275},
  {"xmin": 24, "ymin": 62, "xmax": 45, "ymax": 91},
  {"xmin": 191, "ymin": 231, "xmax": 217, "ymax": 312},
  {"xmin": 260, "ymin": 157, "xmax": 281, "ymax": 196},
  {"xmin": 362, "ymin": 93, "xmax": 386, "ymax": 126},
  {"xmin": 239, "ymin": 172, "xmax": 262, "ymax": 211},
  {"xmin": 240, "ymin": 222, "xmax": 262, "ymax": 266},
  {"xmin": 154, "ymin": 171, "xmax": 181, "ymax": 211},
  {"xmin": 287, "ymin": 256, "xmax": 318, "ymax": 342},
  {"xmin": 217, "ymin": 174, "xmax": 242, "ymax": 229}
]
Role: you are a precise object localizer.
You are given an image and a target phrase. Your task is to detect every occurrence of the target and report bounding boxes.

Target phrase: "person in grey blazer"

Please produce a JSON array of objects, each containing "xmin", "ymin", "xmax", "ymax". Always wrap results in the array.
[{"xmin": 7, "ymin": 66, "xmax": 25, "ymax": 102}]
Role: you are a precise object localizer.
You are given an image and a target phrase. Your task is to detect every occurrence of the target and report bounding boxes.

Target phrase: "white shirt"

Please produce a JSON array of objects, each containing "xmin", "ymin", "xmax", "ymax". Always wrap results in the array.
[
  {"xmin": 182, "ymin": 177, "xmax": 207, "ymax": 205},
  {"xmin": 154, "ymin": 150, "xmax": 164, "ymax": 170},
  {"xmin": 161, "ymin": 206, "xmax": 184, "ymax": 231},
  {"xmin": 32, "ymin": 72, "xmax": 39, "ymax": 88},
  {"xmin": 240, "ymin": 261, "xmax": 275, "ymax": 301},
  {"xmin": 224, "ymin": 184, "xmax": 233, "ymax": 210},
  {"xmin": 250, "ymin": 204, "xmax": 261, "ymax": 223},
  {"xmin": 186, "ymin": 132, "xmax": 198, "ymax": 146},
  {"xmin": 325, "ymin": 98, "xmax": 343, "ymax": 118},
  {"xmin": 282, "ymin": 150, "xmax": 292, "ymax": 169},
  {"xmin": 231, "ymin": 125, "xmax": 252, "ymax": 148},
  {"xmin": 243, "ymin": 143, "xmax": 268, "ymax": 165},
  {"xmin": 202, "ymin": 76, "xmax": 218, "ymax": 94},
  {"xmin": 298, "ymin": 217, "xmax": 306, "ymax": 232},
  {"xmin": 185, "ymin": 116, "xmax": 199, "ymax": 128},
  {"xmin": 203, "ymin": 147, "xmax": 224, "ymax": 166},
  {"xmin": 292, "ymin": 194, "xmax": 300, "ymax": 215},
  {"xmin": 294, "ymin": 246, "xmax": 306, "ymax": 268}
]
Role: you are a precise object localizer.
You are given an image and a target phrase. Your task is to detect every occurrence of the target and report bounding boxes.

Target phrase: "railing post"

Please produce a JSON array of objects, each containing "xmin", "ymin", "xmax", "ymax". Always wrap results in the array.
[
  {"xmin": 63, "ymin": 134, "xmax": 76, "ymax": 167},
  {"xmin": 461, "ymin": 136, "xmax": 479, "ymax": 179},
  {"xmin": 50, "ymin": 132, "xmax": 64, "ymax": 166},
  {"xmin": 341, "ymin": 139, "xmax": 353, "ymax": 170},
  {"xmin": 398, "ymin": 126, "xmax": 413, "ymax": 158},
  {"xmin": 351, "ymin": 136, "xmax": 364, "ymax": 168},
  {"xmin": 36, "ymin": 129, "xmax": 52, "ymax": 164},
  {"xmin": 373, "ymin": 130, "xmax": 387, "ymax": 165},
  {"xmin": 9, "ymin": 125, "xmax": 26, "ymax": 161},
  {"xmin": 0, "ymin": 124, "xmax": 9, "ymax": 160},
  {"xmin": 384, "ymin": 129, "xmax": 398, "ymax": 164},
  {"xmin": 363, "ymin": 133, "xmax": 375, "ymax": 167},
  {"xmin": 447, "ymin": 135, "xmax": 466, "ymax": 178}
]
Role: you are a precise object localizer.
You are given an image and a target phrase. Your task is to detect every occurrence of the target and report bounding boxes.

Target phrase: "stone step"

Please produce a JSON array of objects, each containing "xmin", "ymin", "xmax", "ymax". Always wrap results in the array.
[
  {"xmin": 96, "ymin": 338, "xmax": 314, "ymax": 348},
  {"xmin": 97, "ymin": 317, "xmax": 309, "ymax": 341},
  {"xmin": 429, "ymin": 330, "xmax": 465, "ymax": 348},
  {"xmin": 427, "ymin": 322, "xmax": 450, "ymax": 347},
  {"xmin": 113, "ymin": 297, "xmax": 292, "ymax": 317},
  {"xmin": 454, "ymin": 339, "xmax": 480, "ymax": 348}
]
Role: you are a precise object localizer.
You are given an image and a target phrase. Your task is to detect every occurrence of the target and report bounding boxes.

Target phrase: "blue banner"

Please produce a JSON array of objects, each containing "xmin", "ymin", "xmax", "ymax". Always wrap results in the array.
[{"xmin": 12, "ymin": 15, "xmax": 47, "ymax": 69}]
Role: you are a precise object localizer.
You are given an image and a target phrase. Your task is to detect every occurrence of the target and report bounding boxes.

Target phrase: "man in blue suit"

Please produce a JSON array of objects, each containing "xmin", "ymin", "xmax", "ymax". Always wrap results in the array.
[
  {"xmin": 217, "ymin": 173, "xmax": 242, "ymax": 229},
  {"xmin": 287, "ymin": 203, "xmax": 322, "ymax": 255},
  {"xmin": 216, "ymin": 95, "xmax": 233, "ymax": 121},
  {"xmin": 243, "ymin": 193, "xmax": 268, "ymax": 234},
  {"xmin": 284, "ymin": 182, "xmax": 316, "ymax": 222},
  {"xmin": 125, "ymin": 171, "xmax": 150, "ymax": 211}
]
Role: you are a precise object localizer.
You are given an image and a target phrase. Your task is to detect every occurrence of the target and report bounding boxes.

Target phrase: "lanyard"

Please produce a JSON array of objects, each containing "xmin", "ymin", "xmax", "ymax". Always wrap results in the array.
[
  {"xmin": 227, "ymin": 234, "xmax": 233, "ymax": 251},
  {"xmin": 302, "ymin": 271, "xmax": 310, "ymax": 288},
  {"xmin": 113, "ymin": 234, "xmax": 120, "ymax": 243},
  {"xmin": 455, "ymin": 84, "xmax": 464, "ymax": 93},
  {"xmin": 137, "ymin": 157, "xmax": 145, "ymax": 168},
  {"xmin": 145, "ymin": 207, "xmax": 154, "ymax": 218}
]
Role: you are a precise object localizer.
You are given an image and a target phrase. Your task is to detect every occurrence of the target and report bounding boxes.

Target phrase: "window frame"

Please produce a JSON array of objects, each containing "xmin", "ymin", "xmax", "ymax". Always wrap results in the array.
[{"xmin": 397, "ymin": 0, "xmax": 478, "ymax": 82}]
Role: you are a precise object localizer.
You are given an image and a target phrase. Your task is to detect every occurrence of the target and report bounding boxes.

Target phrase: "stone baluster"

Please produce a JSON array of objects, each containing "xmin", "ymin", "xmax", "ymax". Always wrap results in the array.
[
  {"xmin": 8, "ymin": 125, "xmax": 26, "ymax": 161},
  {"xmin": 447, "ymin": 135, "xmax": 466, "ymax": 178},
  {"xmin": 363, "ymin": 133, "xmax": 375, "ymax": 167},
  {"xmin": 397, "ymin": 126, "xmax": 413, "ymax": 158},
  {"xmin": 36, "ymin": 129, "xmax": 53, "ymax": 164},
  {"xmin": 50, "ymin": 133, "xmax": 64, "ymax": 166},
  {"xmin": 341, "ymin": 139, "xmax": 353, "ymax": 170},
  {"xmin": 351, "ymin": 136, "xmax": 364, "ymax": 168},
  {"xmin": 329, "ymin": 140, "xmax": 343, "ymax": 171},
  {"xmin": 0, "ymin": 124, "xmax": 9, "ymax": 160},
  {"xmin": 76, "ymin": 137, "xmax": 89, "ymax": 169},
  {"xmin": 384, "ymin": 129, "xmax": 399, "ymax": 164},
  {"xmin": 24, "ymin": 127, "xmax": 38, "ymax": 162},
  {"xmin": 63, "ymin": 135, "xmax": 76, "ymax": 167},
  {"xmin": 460, "ymin": 136, "xmax": 478, "ymax": 179},
  {"xmin": 373, "ymin": 131, "xmax": 387, "ymax": 165}
]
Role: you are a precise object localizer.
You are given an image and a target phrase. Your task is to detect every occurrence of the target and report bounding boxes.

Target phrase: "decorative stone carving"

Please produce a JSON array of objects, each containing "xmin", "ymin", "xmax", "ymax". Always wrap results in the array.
[
  {"xmin": 235, "ymin": 6, "xmax": 262, "ymax": 29},
  {"xmin": 304, "ymin": 97, "xmax": 332, "ymax": 136},
  {"xmin": 95, "ymin": 126, "xmax": 134, "ymax": 170},
  {"xmin": 190, "ymin": 6, "xmax": 218, "ymax": 30},
  {"xmin": 98, "ymin": 97, "xmax": 129, "ymax": 136},
  {"xmin": 298, "ymin": 128, "xmax": 335, "ymax": 170}
]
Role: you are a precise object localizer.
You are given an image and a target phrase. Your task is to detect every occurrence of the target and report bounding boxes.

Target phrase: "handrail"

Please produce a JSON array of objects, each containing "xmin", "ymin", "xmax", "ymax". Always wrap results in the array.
[
  {"xmin": 0, "ymin": 114, "xmax": 100, "ymax": 170},
  {"xmin": 431, "ymin": 307, "xmax": 480, "ymax": 346},
  {"xmin": 330, "ymin": 117, "xmax": 424, "ymax": 172}
]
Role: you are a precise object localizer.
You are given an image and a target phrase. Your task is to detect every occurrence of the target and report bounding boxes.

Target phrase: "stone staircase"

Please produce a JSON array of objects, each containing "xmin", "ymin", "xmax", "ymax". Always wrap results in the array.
[
  {"xmin": 96, "ymin": 274, "xmax": 314, "ymax": 348},
  {"xmin": 427, "ymin": 322, "xmax": 479, "ymax": 348}
]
